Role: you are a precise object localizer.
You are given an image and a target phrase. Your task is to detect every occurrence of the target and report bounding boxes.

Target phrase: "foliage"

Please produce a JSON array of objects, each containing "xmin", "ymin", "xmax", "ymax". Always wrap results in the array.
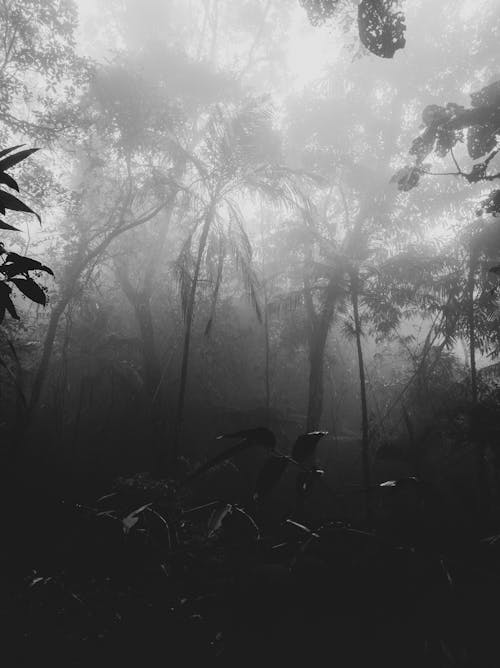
[
  {"xmin": 394, "ymin": 79, "xmax": 500, "ymax": 192},
  {"xmin": 0, "ymin": 146, "xmax": 52, "ymax": 323},
  {"xmin": 300, "ymin": 0, "xmax": 406, "ymax": 58},
  {"xmin": 0, "ymin": 0, "xmax": 90, "ymax": 140}
]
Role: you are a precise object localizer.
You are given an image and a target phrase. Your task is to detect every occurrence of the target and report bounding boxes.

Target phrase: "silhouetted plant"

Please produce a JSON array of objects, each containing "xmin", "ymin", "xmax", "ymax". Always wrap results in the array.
[{"xmin": 0, "ymin": 146, "xmax": 52, "ymax": 324}]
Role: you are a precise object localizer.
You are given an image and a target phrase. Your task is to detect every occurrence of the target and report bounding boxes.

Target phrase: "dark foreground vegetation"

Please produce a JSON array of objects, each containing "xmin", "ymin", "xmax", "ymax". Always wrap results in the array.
[{"xmin": 1, "ymin": 0, "xmax": 500, "ymax": 665}]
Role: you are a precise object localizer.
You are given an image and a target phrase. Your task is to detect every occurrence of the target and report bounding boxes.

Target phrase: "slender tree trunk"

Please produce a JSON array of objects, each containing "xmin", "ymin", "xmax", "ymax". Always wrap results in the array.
[
  {"xmin": 116, "ymin": 265, "xmax": 161, "ymax": 399},
  {"xmin": 468, "ymin": 249, "xmax": 478, "ymax": 405},
  {"xmin": 350, "ymin": 270, "xmax": 372, "ymax": 527},
  {"xmin": 29, "ymin": 292, "xmax": 72, "ymax": 414},
  {"xmin": 306, "ymin": 312, "xmax": 333, "ymax": 432},
  {"xmin": 172, "ymin": 202, "xmax": 215, "ymax": 465},
  {"xmin": 305, "ymin": 271, "xmax": 339, "ymax": 432},
  {"xmin": 468, "ymin": 245, "xmax": 488, "ymax": 515},
  {"xmin": 263, "ymin": 294, "xmax": 271, "ymax": 425}
]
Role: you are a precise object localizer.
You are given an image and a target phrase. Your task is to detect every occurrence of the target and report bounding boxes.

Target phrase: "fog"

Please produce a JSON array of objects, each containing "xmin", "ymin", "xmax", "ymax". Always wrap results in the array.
[{"xmin": 1, "ymin": 1, "xmax": 500, "ymax": 665}]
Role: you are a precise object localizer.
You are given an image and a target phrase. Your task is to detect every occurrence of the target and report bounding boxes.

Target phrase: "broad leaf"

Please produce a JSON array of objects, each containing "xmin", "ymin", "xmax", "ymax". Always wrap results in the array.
[
  {"xmin": 254, "ymin": 456, "xmax": 289, "ymax": 500},
  {"xmin": 10, "ymin": 278, "xmax": 46, "ymax": 305},
  {"xmin": 292, "ymin": 431, "xmax": 328, "ymax": 463},
  {"xmin": 0, "ymin": 190, "xmax": 41, "ymax": 224},
  {"xmin": 0, "ymin": 281, "xmax": 19, "ymax": 321},
  {"xmin": 0, "ymin": 173, "xmax": 19, "ymax": 191},
  {"xmin": 1, "ymin": 253, "xmax": 54, "ymax": 278}
]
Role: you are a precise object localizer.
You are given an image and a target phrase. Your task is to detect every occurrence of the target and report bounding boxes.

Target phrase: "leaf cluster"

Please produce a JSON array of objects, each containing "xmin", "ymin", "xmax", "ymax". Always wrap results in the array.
[{"xmin": 0, "ymin": 146, "xmax": 52, "ymax": 323}]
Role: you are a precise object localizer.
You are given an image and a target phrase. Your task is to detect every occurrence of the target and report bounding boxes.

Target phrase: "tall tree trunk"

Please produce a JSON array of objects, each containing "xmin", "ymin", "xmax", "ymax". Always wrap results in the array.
[
  {"xmin": 350, "ymin": 270, "xmax": 372, "ymax": 526},
  {"xmin": 468, "ymin": 245, "xmax": 488, "ymax": 515},
  {"xmin": 172, "ymin": 202, "xmax": 215, "ymax": 465},
  {"xmin": 28, "ymin": 196, "xmax": 168, "ymax": 417},
  {"xmin": 29, "ymin": 290, "xmax": 73, "ymax": 414},
  {"xmin": 304, "ymin": 270, "xmax": 339, "ymax": 432},
  {"xmin": 263, "ymin": 293, "xmax": 271, "ymax": 425},
  {"xmin": 115, "ymin": 265, "xmax": 161, "ymax": 400}
]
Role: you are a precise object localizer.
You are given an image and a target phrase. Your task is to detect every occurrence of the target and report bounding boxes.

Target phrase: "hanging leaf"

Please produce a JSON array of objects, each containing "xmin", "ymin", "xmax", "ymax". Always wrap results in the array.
[
  {"xmin": 0, "ymin": 147, "xmax": 39, "ymax": 172},
  {"xmin": 0, "ymin": 220, "xmax": 20, "ymax": 231},
  {"xmin": 390, "ymin": 165, "xmax": 421, "ymax": 191},
  {"xmin": 0, "ymin": 281, "xmax": 19, "ymax": 322},
  {"xmin": 358, "ymin": 0, "xmax": 406, "ymax": 59},
  {"xmin": 254, "ymin": 455, "xmax": 289, "ymax": 500},
  {"xmin": 1, "ymin": 253, "xmax": 54, "ymax": 278},
  {"xmin": 292, "ymin": 431, "xmax": 328, "ymax": 463},
  {"xmin": 10, "ymin": 278, "xmax": 46, "ymax": 305},
  {"xmin": 0, "ymin": 173, "xmax": 19, "ymax": 191},
  {"xmin": 0, "ymin": 190, "xmax": 41, "ymax": 224}
]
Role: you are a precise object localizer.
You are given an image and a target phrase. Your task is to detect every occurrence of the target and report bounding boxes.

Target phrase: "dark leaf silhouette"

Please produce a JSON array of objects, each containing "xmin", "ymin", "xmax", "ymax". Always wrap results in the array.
[
  {"xmin": 0, "ymin": 147, "xmax": 39, "ymax": 172},
  {"xmin": 292, "ymin": 431, "xmax": 328, "ymax": 463},
  {"xmin": 184, "ymin": 428, "xmax": 276, "ymax": 483},
  {"xmin": 0, "ymin": 173, "xmax": 19, "ymax": 191},
  {"xmin": 0, "ymin": 281, "xmax": 19, "ymax": 322},
  {"xmin": 1, "ymin": 253, "xmax": 54, "ymax": 278},
  {"xmin": 0, "ymin": 145, "xmax": 25, "ymax": 160},
  {"xmin": 254, "ymin": 455, "xmax": 289, "ymax": 500},
  {"xmin": 0, "ymin": 220, "xmax": 20, "ymax": 231},
  {"xmin": 0, "ymin": 190, "xmax": 41, "ymax": 224},
  {"xmin": 10, "ymin": 278, "xmax": 47, "ymax": 305},
  {"xmin": 358, "ymin": 0, "xmax": 406, "ymax": 59}
]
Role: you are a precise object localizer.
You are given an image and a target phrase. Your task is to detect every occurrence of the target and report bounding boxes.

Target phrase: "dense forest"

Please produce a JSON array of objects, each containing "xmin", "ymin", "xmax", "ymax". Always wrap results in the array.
[{"xmin": 1, "ymin": 0, "xmax": 500, "ymax": 665}]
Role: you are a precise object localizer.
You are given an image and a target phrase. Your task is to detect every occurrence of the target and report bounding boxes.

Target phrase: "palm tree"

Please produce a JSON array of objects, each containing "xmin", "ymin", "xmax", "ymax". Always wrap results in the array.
[{"xmin": 170, "ymin": 97, "xmax": 308, "ymax": 464}]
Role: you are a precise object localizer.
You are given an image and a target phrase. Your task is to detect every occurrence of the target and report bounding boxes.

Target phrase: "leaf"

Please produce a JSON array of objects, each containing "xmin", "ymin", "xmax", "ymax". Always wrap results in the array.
[
  {"xmin": 0, "ymin": 173, "xmax": 19, "ymax": 191},
  {"xmin": 1, "ymin": 253, "xmax": 54, "ymax": 278},
  {"xmin": 390, "ymin": 165, "xmax": 420, "ymax": 191},
  {"xmin": 0, "ymin": 190, "xmax": 41, "ymax": 224},
  {"xmin": 0, "ymin": 145, "xmax": 25, "ymax": 160},
  {"xmin": 292, "ymin": 431, "xmax": 328, "ymax": 463},
  {"xmin": 122, "ymin": 502, "xmax": 152, "ymax": 534},
  {"xmin": 10, "ymin": 278, "xmax": 46, "ymax": 305},
  {"xmin": 0, "ymin": 147, "xmax": 39, "ymax": 172},
  {"xmin": 358, "ymin": 0, "xmax": 406, "ymax": 59},
  {"xmin": 0, "ymin": 281, "xmax": 19, "ymax": 321},
  {"xmin": 207, "ymin": 503, "xmax": 233, "ymax": 537},
  {"xmin": 0, "ymin": 220, "xmax": 20, "ymax": 231},
  {"xmin": 254, "ymin": 455, "xmax": 289, "ymax": 500}
]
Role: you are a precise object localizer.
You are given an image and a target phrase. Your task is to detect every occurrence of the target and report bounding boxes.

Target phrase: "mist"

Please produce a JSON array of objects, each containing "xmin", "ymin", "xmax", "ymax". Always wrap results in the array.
[{"xmin": 1, "ymin": 1, "xmax": 500, "ymax": 665}]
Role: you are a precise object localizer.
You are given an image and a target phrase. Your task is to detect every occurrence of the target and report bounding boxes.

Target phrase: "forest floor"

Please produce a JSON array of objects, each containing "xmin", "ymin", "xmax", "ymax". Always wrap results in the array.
[{"xmin": 1, "ymin": 466, "xmax": 500, "ymax": 668}]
